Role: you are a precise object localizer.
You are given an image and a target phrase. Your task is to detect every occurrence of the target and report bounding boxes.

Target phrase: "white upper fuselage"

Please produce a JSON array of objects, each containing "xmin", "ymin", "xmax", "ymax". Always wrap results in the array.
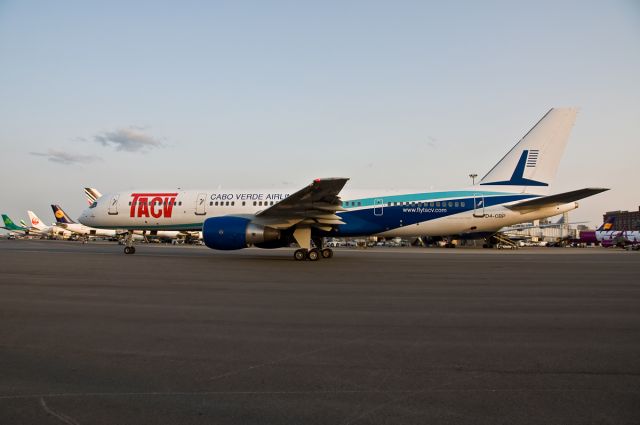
[{"xmin": 79, "ymin": 186, "xmax": 578, "ymax": 238}]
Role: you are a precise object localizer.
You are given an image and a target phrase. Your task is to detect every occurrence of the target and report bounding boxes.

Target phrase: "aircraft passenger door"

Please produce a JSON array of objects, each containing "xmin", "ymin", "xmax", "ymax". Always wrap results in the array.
[
  {"xmin": 195, "ymin": 193, "xmax": 207, "ymax": 215},
  {"xmin": 374, "ymin": 198, "xmax": 384, "ymax": 216},
  {"xmin": 108, "ymin": 194, "xmax": 119, "ymax": 215},
  {"xmin": 473, "ymin": 194, "xmax": 485, "ymax": 218}
]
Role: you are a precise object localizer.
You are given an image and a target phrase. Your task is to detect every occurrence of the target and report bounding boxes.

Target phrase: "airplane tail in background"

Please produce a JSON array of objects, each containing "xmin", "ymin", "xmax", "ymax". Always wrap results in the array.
[
  {"xmin": 27, "ymin": 211, "xmax": 48, "ymax": 231},
  {"xmin": 85, "ymin": 188, "xmax": 103, "ymax": 205},
  {"xmin": 51, "ymin": 205, "xmax": 76, "ymax": 224},
  {"xmin": 598, "ymin": 216, "xmax": 616, "ymax": 231},
  {"xmin": 2, "ymin": 214, "xmax": 25, "ymax": 231},
  {"xmin": 479, "ymin": 108, "xmax": 578, "ymax": 194}
]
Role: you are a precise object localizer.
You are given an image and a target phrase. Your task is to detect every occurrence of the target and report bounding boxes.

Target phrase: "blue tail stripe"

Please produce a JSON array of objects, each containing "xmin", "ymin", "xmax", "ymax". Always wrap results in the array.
[{"xmin": 480, "ymin": 150, "xmax": 548, "ymax": 187}]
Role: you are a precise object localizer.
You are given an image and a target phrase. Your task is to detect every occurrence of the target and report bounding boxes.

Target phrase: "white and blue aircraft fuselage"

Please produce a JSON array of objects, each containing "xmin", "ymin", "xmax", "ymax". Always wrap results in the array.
[{"xmin": 80, "ymin": 108, "xmax": 607, "ymax": 260}]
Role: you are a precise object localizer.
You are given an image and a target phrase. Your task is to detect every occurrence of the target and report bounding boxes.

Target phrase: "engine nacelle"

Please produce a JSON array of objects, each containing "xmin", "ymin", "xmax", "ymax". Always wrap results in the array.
[{"xmin": 202, "ymin": 216, "xmax": 280, "ymax": 250}]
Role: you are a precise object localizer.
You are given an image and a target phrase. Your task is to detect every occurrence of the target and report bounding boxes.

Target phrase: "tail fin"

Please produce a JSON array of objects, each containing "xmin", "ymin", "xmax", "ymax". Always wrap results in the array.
[
  {"xmin": 2, "ymin": 214, "xmax": 25, "ymax": 231},
  {"xmin": 84, "ymin": 187, "xmax": 103, "ymax": 205},
  {"xmin": 479, "ymin": 108, "xmax": 578, "ymax": 194},
  {"xmin": 27, "ymin": 211, "xmax": 48, "ymax": 230},
  {"xmin": 51, "ymin": 205, "xmax": 76, "ymax": 224},
  {"xmin": 598, "ymin": 216, "xmax": 615, "ymax": 231}
]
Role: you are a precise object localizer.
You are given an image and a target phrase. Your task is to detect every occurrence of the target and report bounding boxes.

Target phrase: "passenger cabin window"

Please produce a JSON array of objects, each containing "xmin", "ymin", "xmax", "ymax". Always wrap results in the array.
[{"xmin": 461, "ymin": 201, "xmax": 466, "ymax": 207}]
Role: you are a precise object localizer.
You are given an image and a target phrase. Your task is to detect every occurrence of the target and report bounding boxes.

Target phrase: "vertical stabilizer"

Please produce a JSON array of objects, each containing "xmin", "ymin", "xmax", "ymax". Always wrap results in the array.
[
  {"xmin": 27, "ymin": 211, "xmax": 48, "ymax": 231},
  {"xmin": 479, "ymin": 108, "xmax": 578, "ymax": 194},
  {"xmin": 51, "ymin": 205, "xmax": 76, "ymax": 224},
  {"xmin": 598, "ymin": 216, "xmax": 616, "ymax": 231},
  {"xmin": 85, "ymin": 188, "xmax": 103, "ymax": 205},
  {"xmin": 2, "ymin": 214, "xmax": 26, "ymax": 231}
]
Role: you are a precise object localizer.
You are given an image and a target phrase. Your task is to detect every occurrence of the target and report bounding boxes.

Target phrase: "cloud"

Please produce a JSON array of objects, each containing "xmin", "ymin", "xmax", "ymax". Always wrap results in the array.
[
  {"xmin": 30, "ymin": 149, "xmax": 102, "ymax": 165},
  {"xmin": 94, "ymin": 127, "xmax": 164, "ymax": 152}
]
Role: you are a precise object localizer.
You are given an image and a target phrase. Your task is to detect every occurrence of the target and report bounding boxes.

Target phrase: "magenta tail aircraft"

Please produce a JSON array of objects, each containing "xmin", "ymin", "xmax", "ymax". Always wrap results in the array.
[{"xmin": 580, "ymin": 216, "xmax": 640, "ymax": 248}]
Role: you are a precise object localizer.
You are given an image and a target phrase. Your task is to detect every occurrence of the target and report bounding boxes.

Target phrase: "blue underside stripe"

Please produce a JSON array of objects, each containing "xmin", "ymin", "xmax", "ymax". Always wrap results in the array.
[{"xmin": 335, "ymin": 194, "xmax": 535, "ymax": 236}]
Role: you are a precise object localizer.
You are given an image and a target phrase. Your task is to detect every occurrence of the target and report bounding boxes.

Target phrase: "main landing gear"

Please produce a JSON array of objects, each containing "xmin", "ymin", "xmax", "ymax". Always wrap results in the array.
[
  {"xmin": 293, "ymin": 247, "xmax": 333, "ymax": 261},
  {"xmin": 123, "ymin": 231, "xmax": 136, "ymax": 255},
  {"xmin": 292, "ymin": 231, "xmax": 334, "ymax": 261}
]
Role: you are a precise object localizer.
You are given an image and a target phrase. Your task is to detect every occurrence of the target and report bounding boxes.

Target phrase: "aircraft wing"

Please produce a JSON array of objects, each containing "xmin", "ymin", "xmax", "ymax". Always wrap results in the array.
[
  {"xmin": 254, "ymin": 178, "xmax": 349, "ymax": 230},
  {"xmin": 506, "ymin": 188, "xmax": 609, "ymax": 212}
]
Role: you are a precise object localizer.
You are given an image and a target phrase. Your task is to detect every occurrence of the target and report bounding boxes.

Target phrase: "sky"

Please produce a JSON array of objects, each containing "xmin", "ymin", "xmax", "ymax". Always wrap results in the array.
[{"xmin": 1, "ymin": 0, "xmax": 639, "ymax": 229}]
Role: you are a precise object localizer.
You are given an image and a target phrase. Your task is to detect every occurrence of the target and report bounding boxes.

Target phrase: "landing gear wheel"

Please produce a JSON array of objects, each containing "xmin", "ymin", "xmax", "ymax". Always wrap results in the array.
[
  {"xmin": 307, "ymin": 249, "xmax": 320, "ymax": 261},
  {"xmin": 124, "ymin": 246, "xmax": 136, "ymax": 255},
  {"xmin": 321, "ymin": 248, "xmax": 333, "ymax": 259},
  {"xmin": 294, "ymin": 249, "xmax": 307, "ymax": 261}
]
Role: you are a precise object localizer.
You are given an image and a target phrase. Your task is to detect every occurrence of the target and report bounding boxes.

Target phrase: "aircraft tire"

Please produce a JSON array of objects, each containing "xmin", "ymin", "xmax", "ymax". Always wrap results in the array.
[
  {"xmin": 307, "ymin": 249, "xmax": 320, "ymax": 261},
  {"xmin": 124, "ymin": 246, "xmax": 136, "ymax": 255},
  {"xmin": 294, "ymin": 249, "xmax": 307, "ymax": 261},
  {"xmin": 321, "ymin": 248, "xmax": 333, "ymax": 259}
]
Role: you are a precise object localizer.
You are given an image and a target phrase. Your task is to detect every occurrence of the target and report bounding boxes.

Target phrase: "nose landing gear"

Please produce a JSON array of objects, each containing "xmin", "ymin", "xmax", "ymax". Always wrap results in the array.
[{"xmin": 123, "ymin": 231, "xmax": 136, "ymax": 254}]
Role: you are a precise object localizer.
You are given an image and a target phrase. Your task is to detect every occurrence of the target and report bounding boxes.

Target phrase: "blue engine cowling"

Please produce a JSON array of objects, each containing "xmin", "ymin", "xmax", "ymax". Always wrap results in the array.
[{"xmin": 202, "ymin": 216, "xmax": 280, "ymax": 250}]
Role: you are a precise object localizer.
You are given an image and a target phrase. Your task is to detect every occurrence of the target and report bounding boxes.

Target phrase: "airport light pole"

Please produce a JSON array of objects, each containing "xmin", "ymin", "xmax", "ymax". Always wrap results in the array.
[{"xmin": 469, "ymin": 173, "xmax": 478, "ymax": 185}]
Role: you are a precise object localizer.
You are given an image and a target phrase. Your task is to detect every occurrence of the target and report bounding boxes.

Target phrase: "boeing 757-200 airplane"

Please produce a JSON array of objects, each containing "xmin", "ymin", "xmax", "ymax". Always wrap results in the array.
[{"xmin": 79, "ymin": 108, "xmax": 608, "ymax": 260}]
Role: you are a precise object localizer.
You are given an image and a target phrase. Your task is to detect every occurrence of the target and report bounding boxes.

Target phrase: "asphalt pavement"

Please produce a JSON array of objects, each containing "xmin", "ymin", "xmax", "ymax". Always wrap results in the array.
[{"xmin": 1, "ymin": 239, "xmax": 639, "ymax": 424}]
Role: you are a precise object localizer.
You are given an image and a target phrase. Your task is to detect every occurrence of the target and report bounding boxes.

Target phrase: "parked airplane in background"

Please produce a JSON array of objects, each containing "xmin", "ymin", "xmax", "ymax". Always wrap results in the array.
[
  {"xmin": 2, "ymin": 214, "xmax": 30, "ymax": 235},
  {"xmin": 580, "ymin": 217, "xmax": 640, "ymax": 248},
  {"xmin": 27, "ymin": 211, "xmax": 72, "ymax": 239},
  {"xmin": 80, "ymin": 108, "xmax": 608, "ymax": 259},
  {"xmin": 51, "ymin": 205, "xmax": 118, "ymax": 239}
]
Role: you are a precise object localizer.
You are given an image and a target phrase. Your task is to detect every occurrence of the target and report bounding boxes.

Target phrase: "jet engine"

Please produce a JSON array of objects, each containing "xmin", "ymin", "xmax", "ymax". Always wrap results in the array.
[{"xmin": 202, "ymin": 216, "xmax": 281, "ymax": 250}]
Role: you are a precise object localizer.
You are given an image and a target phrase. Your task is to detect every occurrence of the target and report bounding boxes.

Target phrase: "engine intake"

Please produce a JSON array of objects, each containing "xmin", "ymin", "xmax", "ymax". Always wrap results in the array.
[{"xmin": 203, "ymin": 216, "xmax": 280, "ymax": 250}]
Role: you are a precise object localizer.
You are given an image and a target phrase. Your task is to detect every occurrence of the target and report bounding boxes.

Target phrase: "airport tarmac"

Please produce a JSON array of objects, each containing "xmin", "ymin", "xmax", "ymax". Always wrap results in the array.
[{"xmin": 1, "ymin": 239, "xmax": 639, "ymax": 425}]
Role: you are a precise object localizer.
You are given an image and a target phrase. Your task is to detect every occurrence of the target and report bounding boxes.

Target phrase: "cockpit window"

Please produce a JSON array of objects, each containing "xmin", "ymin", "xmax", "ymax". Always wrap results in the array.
[{"xmin": 89, "ymin": 201, "xmax": 98, "ymax": 209}]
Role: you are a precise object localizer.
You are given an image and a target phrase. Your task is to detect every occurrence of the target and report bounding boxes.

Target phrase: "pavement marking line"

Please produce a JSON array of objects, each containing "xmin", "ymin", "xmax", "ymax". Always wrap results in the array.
[
  {"xmin": 0, "ymin": 388, "xmax": 632, "ymax": 401},
  {"xmin": 39, "ymin": 397, "xmax": 81, "ymax": 425}
]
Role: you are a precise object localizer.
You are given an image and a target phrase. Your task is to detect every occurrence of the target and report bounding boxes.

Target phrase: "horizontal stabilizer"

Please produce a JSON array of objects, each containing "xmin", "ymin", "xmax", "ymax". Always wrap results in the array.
[{"xmin": 506, "ymin": 188, "xmax": 609, "ymax": 211}]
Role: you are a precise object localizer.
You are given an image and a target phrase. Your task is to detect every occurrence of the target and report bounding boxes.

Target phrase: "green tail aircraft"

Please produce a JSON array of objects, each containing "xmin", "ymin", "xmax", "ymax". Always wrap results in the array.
[{"xmin": 2, "ymin": 214, "xmax": 28, "ymax": 232}]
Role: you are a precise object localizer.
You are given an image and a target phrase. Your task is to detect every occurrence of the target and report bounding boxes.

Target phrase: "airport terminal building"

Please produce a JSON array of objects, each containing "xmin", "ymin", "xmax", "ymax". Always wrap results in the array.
[{"xmin": 603, "ymin": 207, "xmax": 640, "ymax": 230}]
